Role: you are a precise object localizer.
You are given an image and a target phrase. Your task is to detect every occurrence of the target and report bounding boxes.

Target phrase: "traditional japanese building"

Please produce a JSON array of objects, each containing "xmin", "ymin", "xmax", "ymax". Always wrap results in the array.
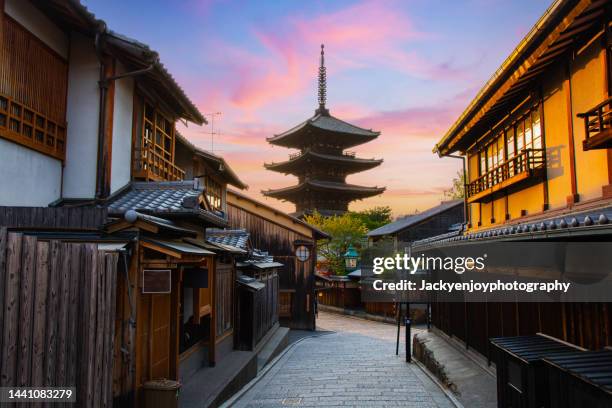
[
  {"xmin": 263, "ymin": 45, "xmax": 385, "ymax": 217},
  {"xmin": 410, "ymin": 0, "xmax": 612, "ymax": 405}
]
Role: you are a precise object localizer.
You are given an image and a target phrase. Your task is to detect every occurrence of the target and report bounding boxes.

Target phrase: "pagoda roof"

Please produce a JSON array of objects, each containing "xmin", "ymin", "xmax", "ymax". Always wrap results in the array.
[
  {"xmin": 267, "ymin": 113, "xmax": 380, "ymax": 148},
  {"xmin": 262, "ymin": 179, "xmax": 385, "ymax": 200},
  {"xmin": 264, "ymin": 149, "xmax": 383, "ymax": 174}
]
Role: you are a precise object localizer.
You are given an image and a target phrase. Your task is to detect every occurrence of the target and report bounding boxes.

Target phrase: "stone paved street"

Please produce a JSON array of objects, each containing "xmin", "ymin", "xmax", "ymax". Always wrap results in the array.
[{"xmin": 229, "ymin": 312, "xmax": 455, "ymax": 407}]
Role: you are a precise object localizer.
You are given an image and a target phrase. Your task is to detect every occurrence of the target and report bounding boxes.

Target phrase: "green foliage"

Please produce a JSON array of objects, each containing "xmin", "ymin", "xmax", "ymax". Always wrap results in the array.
[
  {"xmin": 348, "ymin": 206, "xmax": 393, "ymax": 231},
  {"xmin": 444, "ymin": 169, "xmax": 466, "ymax": 199},
  {"xmin": 303, "ymin": 211, "xmax": 368, "ymax": 275}
]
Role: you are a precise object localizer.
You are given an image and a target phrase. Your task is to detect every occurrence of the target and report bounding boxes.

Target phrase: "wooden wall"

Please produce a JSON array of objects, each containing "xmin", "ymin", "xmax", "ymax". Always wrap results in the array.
[
  {"xmin": 0, "ymin": 16, "xmax": 68, "ymax": 124},
  {"xmin": 0, "ymin": 206, "xmax": 108, "ymax": 230},
  {"xmin": 215, "ymin": 260, "xmax": 234, "ymax": 338},
  {"xmin": 227, "ymin": 203, "xmax": 317, "ymax": 330},
  {"xmin": 432, "ymin": 301, "xmax": 612, "ymax": 359},
  {"xmin": 0, "ymin": 229, "xmax": 118, "ymax": 407}
]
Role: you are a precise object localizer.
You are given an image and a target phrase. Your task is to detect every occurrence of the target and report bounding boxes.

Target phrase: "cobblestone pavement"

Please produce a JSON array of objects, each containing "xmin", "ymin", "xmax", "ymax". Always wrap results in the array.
[{"xmin": 230, "ymin": 311, "xmax": 455, "ymax": 407}]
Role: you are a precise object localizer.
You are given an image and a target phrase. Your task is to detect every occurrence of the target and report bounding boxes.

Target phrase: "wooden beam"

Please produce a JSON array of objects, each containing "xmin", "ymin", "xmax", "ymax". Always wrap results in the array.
[
  {"xmin": 101, "ymin": 57, "xmax": 115, "ymax": 198},
  {"xmin": 564, "ymin": 63, "xmax": 579, "ymax": 204}
]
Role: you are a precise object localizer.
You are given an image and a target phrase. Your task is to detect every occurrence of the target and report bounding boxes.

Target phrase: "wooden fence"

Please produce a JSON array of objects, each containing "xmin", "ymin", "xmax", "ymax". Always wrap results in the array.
[
  {"xmin": 0, "ymin": 229, "xmax": 118, "ymax": 407},
  {"xmin": 432, "ymin": 301, "xmax": 612, "ymax": 360},
  {"xmin": 0, "ymin": 206, "xmax": 108, "ymax": 230},
  {"xmin": 253, "ymin": 269, "xmax": 279, "ymax": 345}
]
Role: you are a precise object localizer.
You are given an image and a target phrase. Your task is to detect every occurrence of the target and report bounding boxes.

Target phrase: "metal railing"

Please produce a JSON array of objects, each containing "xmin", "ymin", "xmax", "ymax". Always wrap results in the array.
[
  {"xmin": 577, "ymin": 97, "xmax": 612, "ymax": 148},
  {"xmin": 467, "ymin": 148, "xmax": 545, "ymax": 198},
  {"xmin": 133, "ymin": 145, "xmax": 185, "ymax": 181}
]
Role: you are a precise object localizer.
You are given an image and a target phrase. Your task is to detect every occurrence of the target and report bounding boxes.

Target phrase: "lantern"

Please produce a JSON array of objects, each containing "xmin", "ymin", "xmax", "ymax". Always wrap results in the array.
[{"xmin": 344, "ymin": 244, "xmax": 359, "ymax": 272}]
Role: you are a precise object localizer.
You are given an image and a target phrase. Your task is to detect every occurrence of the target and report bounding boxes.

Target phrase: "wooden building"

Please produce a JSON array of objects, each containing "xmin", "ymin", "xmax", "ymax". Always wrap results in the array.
[
  {"xmin": 367, "ymin": 199, "xmax": 464, "ymax": 247},
  {"xmin": 0, "ymin": 1, "xmax": 269, "ymax": 406},
  {"xmin": 226, "ymin": 189, "xmax": 329, "ymax": 330},
  {"xmin": 415, "ymin": 0, "xmax": 612, "ymax": 369},
  {"xmin": 263, "ymin": 45, "xmax": 385, "ymax": 217}
]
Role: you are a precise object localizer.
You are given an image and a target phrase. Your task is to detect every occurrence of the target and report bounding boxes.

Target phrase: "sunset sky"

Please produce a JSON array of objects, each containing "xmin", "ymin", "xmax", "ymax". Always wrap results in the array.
[{"xmin": 85, "ymin": 0, "xmax": 550, "ymax": 217}]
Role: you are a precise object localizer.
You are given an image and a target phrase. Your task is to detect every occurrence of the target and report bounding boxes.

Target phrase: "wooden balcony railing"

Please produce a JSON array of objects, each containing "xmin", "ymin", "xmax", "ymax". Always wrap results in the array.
[
  {"xmin": 132, "ymin": 146, "xmax": 185, "ymax": 182},
  {"xmin": 578, "ymin": 97, "xmax": 612, "ymax": 150},
  {"xmin": 467, "ymin": 148, "xmax": 545, "ymax": 203}
]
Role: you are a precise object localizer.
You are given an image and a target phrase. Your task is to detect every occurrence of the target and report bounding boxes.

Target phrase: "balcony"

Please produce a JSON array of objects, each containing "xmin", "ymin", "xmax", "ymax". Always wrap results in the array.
[
  {"xmin": 132, "ymin": 146, "xmax": 185, "ymax": 182},
  {"xmin": 467, "ymin": 148, "xmax": 545, "ymax": 203},
  {"xmin": 578, "ymin": 97, "xmax": 612, "ymax": 151}
]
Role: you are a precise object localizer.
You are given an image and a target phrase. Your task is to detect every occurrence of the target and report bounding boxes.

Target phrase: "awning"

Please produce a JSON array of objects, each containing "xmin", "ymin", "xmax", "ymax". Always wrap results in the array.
[
  {"xmin": 236, "ymin": 275, "xmax": 265, "ymax": 291},
  {"xmin": 236, "ymin": 261, "xmax": 284, "ymax": 270},
  {"xmin": 184, "ymin": 237, "xmax": 246, "ymax": 255},
  {"xmin": 141, "ymin": 238, "xmax": 215, "ymax": 258},
  {"xmin": 97, "ymin": 242, "xmax": 129, "ymax": 252}
]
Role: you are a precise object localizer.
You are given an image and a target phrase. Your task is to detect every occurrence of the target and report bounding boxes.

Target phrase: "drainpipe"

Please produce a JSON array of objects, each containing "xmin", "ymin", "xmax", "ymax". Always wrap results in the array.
[
  {"xmin": 94, "ymin": 27, "xmax": 109, "ymax": 200},
  {"xmin": 444, "ymin": 153, "xmax": 468, "ymax": 227},
  {"xmin": 94, "ymin": 28, "xmax": 156, "ymax": 200}
]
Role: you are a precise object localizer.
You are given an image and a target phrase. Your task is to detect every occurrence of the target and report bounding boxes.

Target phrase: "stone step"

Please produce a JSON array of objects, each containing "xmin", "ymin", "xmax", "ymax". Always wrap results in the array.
[{"xmin": 256, "ymin": 325, "xmax": 290, "ymax": 371}]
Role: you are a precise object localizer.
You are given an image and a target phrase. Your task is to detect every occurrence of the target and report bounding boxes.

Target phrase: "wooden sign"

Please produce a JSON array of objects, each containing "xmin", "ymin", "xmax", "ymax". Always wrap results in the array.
[{"xmin": 142, "ymin": 269, "xmax": 172, "ymax": 293}]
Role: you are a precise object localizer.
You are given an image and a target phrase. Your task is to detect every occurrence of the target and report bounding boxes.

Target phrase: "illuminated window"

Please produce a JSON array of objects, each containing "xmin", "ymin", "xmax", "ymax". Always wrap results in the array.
[{"xmin": 205, "ymin": 176, "xmax": 223, "ymax": 211}]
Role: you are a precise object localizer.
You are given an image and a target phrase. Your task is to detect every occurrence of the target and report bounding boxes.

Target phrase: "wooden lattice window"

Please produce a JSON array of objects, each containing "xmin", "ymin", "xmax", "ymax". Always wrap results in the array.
[
  {"xmin": 0, "ymin": 17, "xmax": 68, "ymax": 160},
  {"xmin": 205, "ymin": 176, "xmax": 223, "ymax": 211},
  {"xmin": 143, "ymin": 102, "xmax": 175, "ymax": 162},
  {"xmin": 133, "ymin": 97, "xmax": 184, "ymax": 181},
  {"xmin": 0, "ymin": 94, "xmax": 66, "ymax": 160}
]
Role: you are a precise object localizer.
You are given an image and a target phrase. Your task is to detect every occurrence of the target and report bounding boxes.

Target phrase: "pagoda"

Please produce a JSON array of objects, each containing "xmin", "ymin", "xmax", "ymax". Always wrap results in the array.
[{"xmin": 263, "ymin": 45, "xmax": 385, "ymax": 217}]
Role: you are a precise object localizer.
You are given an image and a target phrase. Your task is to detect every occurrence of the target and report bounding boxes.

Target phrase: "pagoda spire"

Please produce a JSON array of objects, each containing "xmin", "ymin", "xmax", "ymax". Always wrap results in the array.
[{"xmin": 316, "ymin": 44, "xmax": 329, "ymax": 115}]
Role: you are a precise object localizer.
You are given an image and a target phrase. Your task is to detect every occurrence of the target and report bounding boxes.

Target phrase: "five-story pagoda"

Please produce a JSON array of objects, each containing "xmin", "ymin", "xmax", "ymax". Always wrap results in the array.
[{"xmin": 263, "ymin": 45, "xmax": 385, "ymax": 217}]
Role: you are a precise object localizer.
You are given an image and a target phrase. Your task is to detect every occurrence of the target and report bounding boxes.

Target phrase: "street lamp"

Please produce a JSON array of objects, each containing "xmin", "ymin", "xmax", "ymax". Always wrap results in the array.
[{"xmin": 344, "ymin": 244, "xmax": 358, "ymax": 273}]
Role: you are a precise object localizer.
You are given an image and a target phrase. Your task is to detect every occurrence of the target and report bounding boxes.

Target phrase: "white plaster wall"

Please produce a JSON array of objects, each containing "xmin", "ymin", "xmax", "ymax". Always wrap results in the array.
[
  {"xmin": 0, "ymin": 139, "xmax": 62, "ymax": 206},
  {"xmin": 62, "ymin": 32, "xmax": 100, "ymax": 199},
  {"xmin": 4, "ymin": 0, "xmax": 69, "ymax": 58},
  {"xmin": 110, "ymin": 63, "xmax": 134, "ymax": 194}
]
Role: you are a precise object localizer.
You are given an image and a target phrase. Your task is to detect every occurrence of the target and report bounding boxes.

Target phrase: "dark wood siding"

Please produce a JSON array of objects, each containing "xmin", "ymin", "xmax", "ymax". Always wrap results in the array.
[
  {"xmin": 396, "ymin": 204, "xmax": 464, "ymax": 242},
  {"xmin": 227, "ymin": 203, "xmax": 316, "ymax": 330}
]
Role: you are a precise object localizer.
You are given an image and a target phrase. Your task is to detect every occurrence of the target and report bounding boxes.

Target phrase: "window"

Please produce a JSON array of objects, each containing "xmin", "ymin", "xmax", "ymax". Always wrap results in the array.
[
  {"xmin": 471, "ymin": 104, "xmax": 544, "ymax": 196},
  {"xmin": 205, "ymin": 176, "xmax": 223, "ymax": 211},
  {"xmin": 0, "ymin": 94, "xmax": 66, "ymax": 160},
  {"xmin": 144, "ymin": 102, "xmax": 174, "ymax": 161},
  {"xmin": 0, "ymin": 18, "xmax": 68, "ymax": 161},
  {"xmin": 134, "ymin": 97, "xmax": 184, "ymax": 181}
]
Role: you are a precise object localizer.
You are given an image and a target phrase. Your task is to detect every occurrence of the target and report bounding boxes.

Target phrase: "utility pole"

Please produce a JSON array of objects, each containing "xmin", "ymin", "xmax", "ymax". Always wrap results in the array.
[{"xmin": 204, "ymin": 112, "xmax": 221, "ymax": 152}]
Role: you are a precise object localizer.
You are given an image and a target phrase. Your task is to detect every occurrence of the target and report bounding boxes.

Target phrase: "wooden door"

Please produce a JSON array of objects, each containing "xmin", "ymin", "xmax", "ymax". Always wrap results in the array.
[{"xmin": 150, "ymin": 294, "xmax": 171, "ymax": 379}]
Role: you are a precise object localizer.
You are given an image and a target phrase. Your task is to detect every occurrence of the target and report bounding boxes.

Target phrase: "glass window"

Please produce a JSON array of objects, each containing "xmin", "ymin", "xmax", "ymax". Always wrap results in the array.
[
  {"xmin": 205, "ymin": 176, "xmax": 223, "ymax": 211},
  {"xmin": 532, "ymin": 110, "xmax": 542, "ymax": 149},
  {"xmin": 497, "ymin": 135, "xmax": 504, "ymax": 164},
  {"xmin": 506, "ymin": 127, "xmax": 515, "ymax": 159},
  {"xmin": 524, "ymin": 115, "xmax": 533, "ymax": 149},
  {"xmin": 480, "ymin": 151, "xmax": 487, "ymax": 176},
  {"xmin": 516, "ymin": 121, "xmax": 525, "ymax": 152}
]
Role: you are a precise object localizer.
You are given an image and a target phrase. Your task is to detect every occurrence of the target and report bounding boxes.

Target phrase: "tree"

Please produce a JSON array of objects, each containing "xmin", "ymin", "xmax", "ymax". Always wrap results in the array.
[
  {"xmin": 348, "ymin": 206, "xmax": 392, "ymax": 231},
  {"xmin": 303, "ymin": 211, "xmax": 368, "ymax": 275},
  {"xmin": 444, "ymin": 169, "xmax": 466, "ymax": 199}
]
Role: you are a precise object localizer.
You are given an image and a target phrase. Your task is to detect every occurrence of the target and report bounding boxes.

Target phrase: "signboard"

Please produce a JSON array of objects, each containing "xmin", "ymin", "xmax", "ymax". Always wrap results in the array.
[{"xmin": 142, "ymin": 269, "xmax": 172, "ymax": 294}]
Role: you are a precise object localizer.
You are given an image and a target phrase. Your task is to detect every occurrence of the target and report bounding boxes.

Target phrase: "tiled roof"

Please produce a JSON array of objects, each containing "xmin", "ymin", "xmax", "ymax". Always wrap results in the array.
[
  {"xmin": 105, "ymin": 181, "xmax": 227, "ymax": 227},
  {"xmin": 368, "ymin": 200, "xmax": 463, "ymax": 237},
  {"xmin": 175, "ymin": 132, "xmax": 247, "ymax": 189},
  {"xmin": 413, "ymin": 205, "xmax": 612, "ymax": 249},
  {"xmin": 39, "ymin": 1, "xmax": 204, "ymax": 125},
  {"xmin": 269, "ymin": 113, "xmax": 379, "ymax": 141},
  {"xmin": 206, "ymin": 229, "xmax": 250, "ymax": 250},
  {"xmin": 263, "ymin": 179, "xmax": 385, "ymax": 198},
  {"xmin": 107, "ymin": 181, "xmax": 201, "ymax": 214}
]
